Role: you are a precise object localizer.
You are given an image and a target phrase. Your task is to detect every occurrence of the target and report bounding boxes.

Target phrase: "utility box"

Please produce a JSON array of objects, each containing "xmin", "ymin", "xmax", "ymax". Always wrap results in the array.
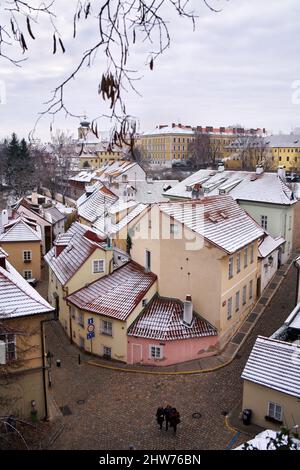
[
  {"xmin": 0, "ymin": 340, "xmax": 6, "ymax": 365},
  {"xmin": 242, "ymin": 409, "xmax": 252, "ymax": 425}
]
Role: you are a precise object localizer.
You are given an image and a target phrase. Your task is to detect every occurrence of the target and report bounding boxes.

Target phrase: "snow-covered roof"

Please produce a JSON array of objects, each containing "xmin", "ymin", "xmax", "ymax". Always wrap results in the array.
[
  {"xmin": 93, "ymin": 203, "xmax": 147, "ymax": 236},
  {"xmin": 44, "ymin": 206, "xmax": 66, "ymax": 224},
  {"xmin": 44, "ymin": 222, "xmax": 107, "ymax": 286},
  {"xmin": 234, "ymin": 429, "xmax": 300, "ymax": 450},
  {"xmin": 0, "ymin": 260, "xmax": 54, "ymax": 319},
  {"xmin": 284, "ymin": 302, "xmax": 300, "ymax": 330},
  {"xmin": 77, "ymin": 185, "xmax": 118, "ymax": 224},
  {"xmin": 241, "ymin": 336, "xmax": 300, "ymax": 398},
  {"xmin": 258, "ymin": 235, "xmax": 285, "ymax": 258},
  {"xmin": 142, "ymin": 126, "xmax": 195, "ymax": 136},
  {"xmin": 164, "ymin": 169, "xmax": 297, "ymax": 205},
  {"xmin": 69, "ymin": 170, "xmax": 97, "ymax": 183},
  {"xmin": 67, "ymin": 261, "xmax": 157, "ymax": 321},
  {"xmin": 128, "ymin": 296, "xmax": 217, "ymax": 340},
  {"xmin": 158, "ymin": 196, "xmax": 264, "ymax": 254},
  {"xmin": 0, "ymin": 218, "xmax": 41, "ymax": 243}
]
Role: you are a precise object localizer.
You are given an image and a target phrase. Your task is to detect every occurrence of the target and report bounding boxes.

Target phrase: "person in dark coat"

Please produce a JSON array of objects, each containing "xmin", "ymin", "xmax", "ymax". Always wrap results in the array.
[
  {"xmin": 163, "ymin": 404, "xmax": 172, "ymax": 431},
  {"xmin": 156, "ymin": 406, "xmax": 165, "ymax": 430},
  {"xmin": 169, "ymin": 408, "xmax": 181, "ymax": 434}
]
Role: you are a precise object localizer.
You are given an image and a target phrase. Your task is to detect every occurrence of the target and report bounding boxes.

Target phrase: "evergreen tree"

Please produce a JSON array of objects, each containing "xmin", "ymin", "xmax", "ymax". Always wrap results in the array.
[{"xmin": 4, "ymin": 134, "xmax": 35, "ymax": 198}]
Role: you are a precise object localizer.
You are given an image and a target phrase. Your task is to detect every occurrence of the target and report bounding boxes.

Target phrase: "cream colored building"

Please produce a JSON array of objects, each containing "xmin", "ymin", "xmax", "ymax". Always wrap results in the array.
[
  {"xmin": 130, "ymin": 196, "xmax": 264, "ymax": 345},
  {"xmin": 242, "ymin": 336, "xmax": 300, "ymax": 430},
  {"xmin": 0, "ymin": 249, "xmax": 54, "ymax": 420}
]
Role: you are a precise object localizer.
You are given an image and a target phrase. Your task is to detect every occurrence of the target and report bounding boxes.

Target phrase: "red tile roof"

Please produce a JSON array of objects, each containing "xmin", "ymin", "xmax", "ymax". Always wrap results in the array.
[
  {"xmin": 67, "ymin": 261, "xmax": 157, "ymax": 321},
  {"xmin": 128, "ymin": 296, "xmax": 217, "ymax": 340}
]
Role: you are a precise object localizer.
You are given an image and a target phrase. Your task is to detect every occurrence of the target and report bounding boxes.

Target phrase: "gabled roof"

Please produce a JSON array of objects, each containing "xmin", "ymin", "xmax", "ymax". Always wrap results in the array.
[
  {"xmin": 77, "ymin": 185, "xmax": 118, "ymax": 223},
  {"xmin": 158, "ymin": 195, "xmax": 264, "ymax": 254},
  {"xmin": 44, "ymin": 222, "xmax": 107, "ymax": 286},
  {"xmin": 164, "ymin": 169, "xmax": 297, "ymax": 205},
  {"xmin": 128, "ymin": 296, "xmax": 217, "ymax": 341},
  {"xmin": 44, "ymin": 206, "xmax": 66, "ymax": 224},
  {"xmin": 67, "ymin": 261, "xmax": 157, "ymax": 321},
  {"xmin": 241, "ymin": 336, "xmax": 300, "ymax": 398},
  {"xmin": 0, "ymin": 260, "xmax": 54, "ymax": 319},
  {"xmin": 0, "ymin": 218, "xmax": 41, "ymax": 243}
]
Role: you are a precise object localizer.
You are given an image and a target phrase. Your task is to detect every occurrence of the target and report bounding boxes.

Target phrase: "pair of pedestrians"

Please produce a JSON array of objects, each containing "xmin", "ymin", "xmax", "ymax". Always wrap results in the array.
[{"xmin": 156, "ymin": 404, "xmax": 181, "ymax": 434}]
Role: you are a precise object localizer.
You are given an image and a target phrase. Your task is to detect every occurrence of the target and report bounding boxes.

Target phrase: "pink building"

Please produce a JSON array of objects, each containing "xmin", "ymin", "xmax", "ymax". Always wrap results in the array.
[{"xmin": 127, "ymin": 296, "xmax": 218, "ymax": 366}]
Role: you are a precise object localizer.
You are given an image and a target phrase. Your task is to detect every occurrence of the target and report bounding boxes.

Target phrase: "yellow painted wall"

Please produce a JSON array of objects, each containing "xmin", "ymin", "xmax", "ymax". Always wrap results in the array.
[
  {"xmin": 243, "ymin": 379, "xmax": 300, "ymax": 429},
  {"xmin": 0, "ymin": 240, "xmax": 41, "ymax": 280},
  {"xmin": 0, "ymin": 314, "xmax": 50, "ymax": 420}
]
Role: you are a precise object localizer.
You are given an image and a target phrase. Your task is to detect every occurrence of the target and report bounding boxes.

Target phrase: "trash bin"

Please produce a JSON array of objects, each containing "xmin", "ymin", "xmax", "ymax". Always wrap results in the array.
[
  {"xmin": 242, "ymin": 409, "xmax": 252, "ymax": 425},
  {"xmin": 56, "ymin": 359, "xmax": 61, "ymax": 368}
]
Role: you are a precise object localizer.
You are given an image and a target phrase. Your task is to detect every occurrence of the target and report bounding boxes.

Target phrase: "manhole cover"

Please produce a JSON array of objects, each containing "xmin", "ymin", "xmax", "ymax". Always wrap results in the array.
[
  {"xmin": 259, "ymin": 297, "xmax": 268, "ymax": 305},
  {"xmin": 59, "ymin": 405, "xmax": 72, "ymax": 416},
  {"xmin": 231, "ymin": 332, "xmax": 245, "ymax": 345},
  {"xmin": 192, "ymin": 412, "xmax": 202, "ymax": 419},
  {"xmin": 248, "ymin": 312, "xmax": 258, "ymax": 323},
  {"xmin": 77, "ymin": 399, "xmax": 85, "ymax": 405}
]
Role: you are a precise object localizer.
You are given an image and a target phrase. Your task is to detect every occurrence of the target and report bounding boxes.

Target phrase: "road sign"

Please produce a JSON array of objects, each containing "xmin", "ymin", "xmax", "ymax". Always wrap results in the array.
[
  {"xmin": 88, "ymin": 318, "xmax": 94, "ymax": 325},
  {"xmin": 87, "ymin": 324, "xmax": 95, "ymax": 333},
  {"xmin": 87, "ymin": 332, "xmax": 95, "ymax": 340}
]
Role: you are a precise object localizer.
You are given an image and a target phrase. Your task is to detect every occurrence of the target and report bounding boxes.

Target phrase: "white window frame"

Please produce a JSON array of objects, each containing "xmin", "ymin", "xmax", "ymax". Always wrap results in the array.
[
  {"xmin": 170, "ymin": 223, "xmax": 178, "ymax": 235},
  {"xmin": 145, "ymin": 249, "xmax": 151, "ymax": 272},
  {"xmin": 244, "ymin": 247, "xmax": 248, "ymax": 268},
  {"xmin": 261, "ymin": 215, "xmax": 268, "ymax": 230},
  {"xmin": 92, "ymin": 259, "xmax": 105, "ymax": 274},
  {"xmin": 142, "ymin": 299, "xmax": 148, "ymax": 307},
  {"xmin": 23, "ymin": 250, "xmax": 32, "ymax": 262},
  {"xmin": 242, "ymin": 285, "xmax": 247, "ymax": 305},
  {"xmin": 268, "ymin": 402, "xmax": 282, "ymax": 422},
  {"xmin": 149, "ymin": 345, "xmax": 163, "ymax": 359},
  {"xmin": 227, "ymin": 297, "xmax": 232, "ymax": 320},
  {"xmin": 235, "ymin": 291, "xmax": 240, "ymax": 312},
  {"xmin": 78, "ymin": 311, "xmax": 84, "ymax": 327},
  {"xmin": 0, "ymin": 334, "xmax": 17, "ymax": 361},
  {"xmin": 237, "ymin": 252, "xmax": 241, "ymax": 273},
  {"xmin": 249, "ymin": 280, "xmax": 253, "ymax": 299},
  {"xmin": 101, "ymin": 320, "xmax": 113, "ymax": 336},
  {"xmin": 250, "ymin": 244, "xmax": 254, "ymax": 264},
  {"xmin": 228, "ymin": 256, "xmax": 234, "ymax": 279},
  {"xmin": 23, "ymin": 270, "xmax": 32, "ymax": 280}
]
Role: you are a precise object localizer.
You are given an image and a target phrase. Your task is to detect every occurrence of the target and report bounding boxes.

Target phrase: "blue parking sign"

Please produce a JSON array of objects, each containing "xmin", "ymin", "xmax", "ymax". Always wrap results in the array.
[
  {"xmin": 88, "ymin": 318, "xmax": 94, "ymax": 325},
  {"xmin": 87, "ymin": 332, "xmax": 95, "ymax": 339}
]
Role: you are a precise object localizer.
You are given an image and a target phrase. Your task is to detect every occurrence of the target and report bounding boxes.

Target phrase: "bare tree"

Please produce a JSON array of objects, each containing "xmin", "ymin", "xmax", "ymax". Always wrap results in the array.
[
  {"xmin": 0, "ymin": 1, "xmax": 225, "ymax": 151},
  {"xmin": 229, "ymin": 134, "xmax": 268, "ymax": 170}
]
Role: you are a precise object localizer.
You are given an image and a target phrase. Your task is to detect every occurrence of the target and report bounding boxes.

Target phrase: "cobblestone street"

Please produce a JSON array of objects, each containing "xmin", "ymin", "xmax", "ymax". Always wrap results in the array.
[{"xmin": 45, "ymin": 263, "xmax": 298, "ymax": 450}]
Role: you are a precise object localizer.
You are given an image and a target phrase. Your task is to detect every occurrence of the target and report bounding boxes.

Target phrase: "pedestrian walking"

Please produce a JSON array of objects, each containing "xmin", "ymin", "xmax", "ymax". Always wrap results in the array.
[
  {"xmin": 156, "ymin": 406, "xmax": 165, "ymax": 430},
  {"xmin": 164, "ymin": 404, "xmax": 172, "ymax": 431},
  {"xmin": 169, "ymin": 408, "xmax": 181, "ymax": 435}
]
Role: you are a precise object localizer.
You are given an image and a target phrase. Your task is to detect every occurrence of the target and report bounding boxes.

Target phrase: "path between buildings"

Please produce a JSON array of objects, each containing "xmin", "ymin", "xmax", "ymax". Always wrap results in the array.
[{"xmin": 83, "ymin": 251, "xmax": 299, "ymax": 375}]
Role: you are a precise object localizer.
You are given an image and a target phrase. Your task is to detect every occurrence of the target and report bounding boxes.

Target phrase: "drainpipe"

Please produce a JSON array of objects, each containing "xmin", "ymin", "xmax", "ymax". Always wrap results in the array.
[{"xmin": 40, "ymin": 314, "xmax": 56, "ymax": 421}]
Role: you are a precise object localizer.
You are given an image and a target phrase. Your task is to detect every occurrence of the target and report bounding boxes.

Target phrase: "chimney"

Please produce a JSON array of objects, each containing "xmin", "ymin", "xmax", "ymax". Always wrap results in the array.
[
  {"xmin": 277, "ymin": 166, "xmax": 286, "ymax": 180},
  {"xmin": 85, "ymin": 185, "xmax": 94, "ymax": 197},
  {"xmin": 172, "ymin": 123, "xmax": 176, "ymax": 128},
  {"xmin": 218, "ymin": 163, "xmax": 225, "ymax": 172},
  {"xmin": 183, "ymin": 295, "xmax": 193, "ymax": 326},
  {"xmin": 0, "ymin": 209, "xmax": 9, "ymax": 234},
  {"xmin": 255, "ymin": 164, "xmax": 264, "ymax": 175},
  {"xmin": 31, "ymin": 191, "xmax": 38, "ymax": 205}
]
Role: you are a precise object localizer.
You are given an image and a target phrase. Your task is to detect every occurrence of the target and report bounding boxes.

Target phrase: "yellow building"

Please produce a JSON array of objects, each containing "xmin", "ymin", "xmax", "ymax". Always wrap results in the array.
[
  {"xmin": 0, "ymin": 217, "xmax": 42, "ymax": 281},
  {"xmin": 66, "ymin": 261, "xmax": 157, "ymax": 361},
  {"xmin": 0, "ymin": 249, "xmax": 54, "ymax": 420},
  {"xmin": 80, "ymin": 146, "xmax": 124, "ymax": 169},
  {"xmin": 130, "ymin": 196, "xmax": 264, "ymax": 346},
  {"xmin": 44, "ymin": 222, "xmax": 114, "ymax": 338},
  {"xmin": 242, "ymin": 336, "xmax": 300, "ymax": 430}
]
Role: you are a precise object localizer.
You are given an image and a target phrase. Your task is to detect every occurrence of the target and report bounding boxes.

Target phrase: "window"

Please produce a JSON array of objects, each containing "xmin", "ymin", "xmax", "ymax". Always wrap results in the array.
[
  {"xmin": 289, "ymin": 215, "xmax": 292, "ymax": 230},
  {"xmin": 227, "ymin": 297, "xmax": 232, "ymax": 320},
  {"xmin": 170, "ymin": 223, "xmax": 178, "ymax": 235},
  {"xmin": 228, "ymin": 256, "xmax": 234, "ymax": 279},
  {"xmin": 101, "ymin": 320, "xmax": 112, "ymax": 336},
  {"xmin": 142, "ymin": 299, "xmax": 148, "ymax": 307},
  {"xmin": 145, "ymin": 250, "xmax": 151, "ymax": 272},
  {"xmin": 235, "ymin": 291, "xmax": 240, "ymax": 312},
  {"xmin": 23, "ymin": 250, "xmax": 32, "ymax": 262},
  {"xmin": 150, "ymin": 345, "xmax": 163, "ymax": 359},
  {"xmin": 236, "ymin": 252, "xmax": 241, "ymax": 273},
  {"xmin": 78, "ymin": 312, "xmax": 84, "ymax": 327},
  {"xmin": 260, "ymin": 215, "xmax": 268, "ymax": 230},
  {"xmin": 70, "ymin": 306, "xmax": 76, "ymax": 319},
  {"xmin": 244, "ymin": 247, "xmax": 248, "ymax": 268},
  {"xmin": 268, "ymin": 402, "xmax": 282, "ymax": 422},
  {"xmin": 250, "ymin": 244, "xmax": 254, "ymax": 264},
  {"xmin": 249, "ymin": 280, "xmax": 253, "ymax": 299},
  {"xmin": 0, "ymin": 334, "xmax": 16, "ymax": 361},
  {"xmin": 242, "ymin": 285, "xmax": 247, "ymax": 305},
  {"xmin": 93, "ymin": 259, "xmax": 105, "ymax": 274},
  {"xmin": 23, "ymin": 270, "xmax": 32, "ymax": 280},
  {"xmin": 103, "ymin": 346, "xmax": 112, "ymax": 358}
]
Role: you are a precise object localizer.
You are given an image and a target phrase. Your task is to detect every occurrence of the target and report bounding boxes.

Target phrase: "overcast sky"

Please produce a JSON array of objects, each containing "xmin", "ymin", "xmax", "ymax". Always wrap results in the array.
[{"xmin": 1, "ymin": 0, "xmax": 300, "ymax": 141}]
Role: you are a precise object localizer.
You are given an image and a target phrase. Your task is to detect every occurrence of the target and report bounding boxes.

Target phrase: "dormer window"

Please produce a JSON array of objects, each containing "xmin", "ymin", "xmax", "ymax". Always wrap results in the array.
[{"xmin": 93, "ymin": 259, "xmax": 105, "ymax": 274}]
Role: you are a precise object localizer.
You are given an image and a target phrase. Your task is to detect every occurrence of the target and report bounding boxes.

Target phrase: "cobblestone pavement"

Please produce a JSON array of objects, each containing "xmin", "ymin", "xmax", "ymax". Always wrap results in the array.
[{"xmin": 45, "ymin": 263, "xmax": 298, "ymax": 450}]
